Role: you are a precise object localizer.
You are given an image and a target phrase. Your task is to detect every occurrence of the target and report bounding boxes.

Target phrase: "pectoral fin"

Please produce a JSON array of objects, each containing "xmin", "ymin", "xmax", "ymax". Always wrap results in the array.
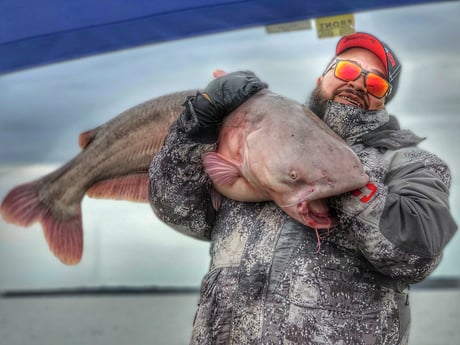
[
  {"xmin": 202, "ymin": 152, "xmax": 242, "ymax": 185},
  {"xmin": 202, "ymin": 152, "xmax": 268, "ymax": 203}
]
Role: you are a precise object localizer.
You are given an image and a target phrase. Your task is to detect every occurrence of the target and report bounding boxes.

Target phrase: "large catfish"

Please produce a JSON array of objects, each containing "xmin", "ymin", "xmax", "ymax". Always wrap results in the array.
[
  {"xmin": 1, "ymin": 89, "xmax": 368, "ymax": 265},
  {"xmin": 203, "ymin": 89, "xmax": 368, "ymax": 228}
]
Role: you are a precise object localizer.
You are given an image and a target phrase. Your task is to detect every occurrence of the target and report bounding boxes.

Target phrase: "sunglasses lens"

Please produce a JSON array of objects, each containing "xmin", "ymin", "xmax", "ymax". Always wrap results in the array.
[
  {"xmin": 334, "ymin": 60, "xmax": 390, "ymax": 98},
  {"xmin": 335, "ymin": 61, "xmax": 361, "ymax": 81},
  {"xmin": 366, "ymin": 73, "xmax": 389, "ymax": 98}
]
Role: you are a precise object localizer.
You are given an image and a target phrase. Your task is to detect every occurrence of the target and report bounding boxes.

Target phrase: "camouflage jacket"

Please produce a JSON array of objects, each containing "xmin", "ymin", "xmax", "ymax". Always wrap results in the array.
[{"xmin": 148, "ymin": 102, "xmax": 457, "ymax": 345}]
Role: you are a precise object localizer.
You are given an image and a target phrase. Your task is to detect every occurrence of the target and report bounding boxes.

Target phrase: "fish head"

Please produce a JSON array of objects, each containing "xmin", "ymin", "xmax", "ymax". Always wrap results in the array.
[
  {"xmin": 216, "ymin": 90, "xmax": 369, "ymax": 228},
  {"xmin": 241, "ymin": 142, "xmax": 339, "ymax": 228},
  {"xmin": 238, "ymin": 95, "xmax": 369, "ymax": 228}
]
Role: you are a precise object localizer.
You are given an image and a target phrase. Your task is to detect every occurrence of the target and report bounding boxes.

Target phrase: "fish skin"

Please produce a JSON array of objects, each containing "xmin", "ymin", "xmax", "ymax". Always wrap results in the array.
[
  {"xmin": 203, "ymin": 89, "xmax": 369, "ymax": 229},
  {"xmin": 0, "ymin": 90, "xmax": 196, "ymax": 265},
  {"xmin": 0, "ymin": 88, "xmax": 368, "ymax": 265}
]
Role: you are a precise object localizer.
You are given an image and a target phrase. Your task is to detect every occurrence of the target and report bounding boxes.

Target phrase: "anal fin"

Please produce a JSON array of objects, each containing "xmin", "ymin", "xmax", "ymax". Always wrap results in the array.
[{"xmin": 87, "ymin": 173, "xmax": 149, "ymax": 202}]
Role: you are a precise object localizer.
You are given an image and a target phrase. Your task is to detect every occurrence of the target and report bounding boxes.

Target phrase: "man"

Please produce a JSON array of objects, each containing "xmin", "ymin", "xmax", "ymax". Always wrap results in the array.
[{"xmin": 149, "ymin": 32, "xmax": 457, "ymax": 344}]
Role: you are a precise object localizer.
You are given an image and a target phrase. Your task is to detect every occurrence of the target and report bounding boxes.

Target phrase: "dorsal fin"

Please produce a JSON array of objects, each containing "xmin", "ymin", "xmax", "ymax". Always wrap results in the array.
[{"xmin": 78, "ymin": 128, "xmax": 98, "ymax": 149}]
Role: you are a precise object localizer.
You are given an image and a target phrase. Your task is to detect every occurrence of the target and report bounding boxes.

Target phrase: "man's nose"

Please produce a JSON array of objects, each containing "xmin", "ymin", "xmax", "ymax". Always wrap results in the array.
[{"xmin": 347, "ymin": 74, "xmax": 367, "ymax": 94}]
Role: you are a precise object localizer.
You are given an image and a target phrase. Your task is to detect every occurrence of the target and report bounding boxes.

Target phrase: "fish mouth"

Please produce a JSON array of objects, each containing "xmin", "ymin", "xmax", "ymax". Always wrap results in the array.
[
  {"xmin": 300, "ymin": 209, "xmax": 337, "ymax": 229},
  {"xmin": 296, "ymin": 199, "xmax": 337, "ymax": 229}
]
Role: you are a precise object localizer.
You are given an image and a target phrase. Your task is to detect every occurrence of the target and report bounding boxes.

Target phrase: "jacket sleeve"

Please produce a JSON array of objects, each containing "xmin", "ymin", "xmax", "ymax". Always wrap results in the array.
[
  {"xmin": 148, "ymin": 109, "xmax": 217, "ymax": 241},
  {"xmin": 334, "ymin": 147, "xmax": 457, "ymax": 284}
]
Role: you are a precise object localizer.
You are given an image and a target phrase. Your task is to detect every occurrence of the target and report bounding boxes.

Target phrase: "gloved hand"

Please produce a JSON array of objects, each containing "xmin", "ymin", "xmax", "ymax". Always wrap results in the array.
[
  {"xmin": 185, "ymin": 70, "xmax": 268, "ymax": 143},
  {"xmin": 328, "ymin": 145, "xmax": 387, "ymax": 223}
]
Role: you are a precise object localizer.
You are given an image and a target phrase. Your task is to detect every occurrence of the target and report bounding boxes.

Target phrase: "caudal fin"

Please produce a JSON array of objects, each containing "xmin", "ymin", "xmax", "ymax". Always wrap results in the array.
[
  {"xmin": 1, "ymin": 181, "xmax": 83, "ymax": 265},
  {"xmin": 1, "ymin": 181, "xmax": 44, "ymax": 226},
  {"xmin": 41, "ymin": 209, "xmax": 83, "ymax": 265}
]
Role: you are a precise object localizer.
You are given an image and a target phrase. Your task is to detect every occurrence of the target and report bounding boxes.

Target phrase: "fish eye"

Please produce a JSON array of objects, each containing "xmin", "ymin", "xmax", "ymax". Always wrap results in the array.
[{"xmin": 289, "ymin": 170, "xmax": 297, "ymax": 180}]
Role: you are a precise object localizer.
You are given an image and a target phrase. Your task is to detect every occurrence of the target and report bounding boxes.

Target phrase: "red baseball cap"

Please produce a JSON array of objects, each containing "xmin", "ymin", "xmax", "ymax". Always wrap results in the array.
[{"xmin": 336, "ymin": 32, "xmax": 401, "ymax": 102}]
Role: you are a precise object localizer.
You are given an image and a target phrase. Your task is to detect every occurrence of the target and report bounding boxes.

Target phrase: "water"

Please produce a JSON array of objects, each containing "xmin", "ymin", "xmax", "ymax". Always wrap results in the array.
[
  {"xmin": 0, "ymin": 294, "xmax": 197, "ymax": 345},
  {"xmin": 1, "ymin": 290, "xmax": 459, "ymax": 345}
]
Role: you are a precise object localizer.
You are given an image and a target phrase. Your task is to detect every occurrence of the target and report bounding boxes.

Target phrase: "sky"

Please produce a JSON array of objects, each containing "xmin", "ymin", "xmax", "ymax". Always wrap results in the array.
[{"xmin": 0, "ymin": 1, "xmax": 459, "ymax": 290}]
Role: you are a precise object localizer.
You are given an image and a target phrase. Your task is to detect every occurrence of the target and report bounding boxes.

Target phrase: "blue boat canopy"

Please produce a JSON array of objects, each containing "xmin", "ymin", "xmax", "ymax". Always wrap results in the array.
[{"xmin": 0, "ymin": 0, "xmax": 452, "ymax": 75}]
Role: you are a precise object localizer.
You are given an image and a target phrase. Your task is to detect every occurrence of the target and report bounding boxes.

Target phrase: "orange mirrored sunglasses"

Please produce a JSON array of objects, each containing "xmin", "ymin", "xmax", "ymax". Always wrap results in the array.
[{"xmin": 324, "ymin": 59, "xmax": 392, "ymax": 99}]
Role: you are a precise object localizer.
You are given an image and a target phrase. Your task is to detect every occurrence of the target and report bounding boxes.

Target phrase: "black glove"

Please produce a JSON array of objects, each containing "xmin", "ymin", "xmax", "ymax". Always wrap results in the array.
[{"xmin": 185, "ymin": 71, "xmax": 268, "ymax": 143}]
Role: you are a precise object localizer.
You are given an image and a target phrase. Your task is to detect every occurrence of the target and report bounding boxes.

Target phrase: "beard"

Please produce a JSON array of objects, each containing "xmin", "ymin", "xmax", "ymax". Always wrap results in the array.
[
  {"xmin": 308, "ymin": 82, "xmax": 371, "ymax": 119},
  {"xmin": 307, "ymin": 83, "xmax": 390, "ymax": 144},
  {"xmin": 307, "ymin": 84, "xmax": 329, "ymax": 119}
]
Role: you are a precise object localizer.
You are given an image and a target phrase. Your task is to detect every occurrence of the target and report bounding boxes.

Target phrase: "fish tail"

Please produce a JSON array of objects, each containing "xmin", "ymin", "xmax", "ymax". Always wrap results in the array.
[
  {"xmin": 1, "ymin": 181, "xmax": 83, "ymax": 265},
  {"xmin": 1, "ymin": 181, "xmax": 44, "ymax": 226},
  {"xmin": 41, "ymin": 209, "xmax": 83, "ymax": 265}
]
